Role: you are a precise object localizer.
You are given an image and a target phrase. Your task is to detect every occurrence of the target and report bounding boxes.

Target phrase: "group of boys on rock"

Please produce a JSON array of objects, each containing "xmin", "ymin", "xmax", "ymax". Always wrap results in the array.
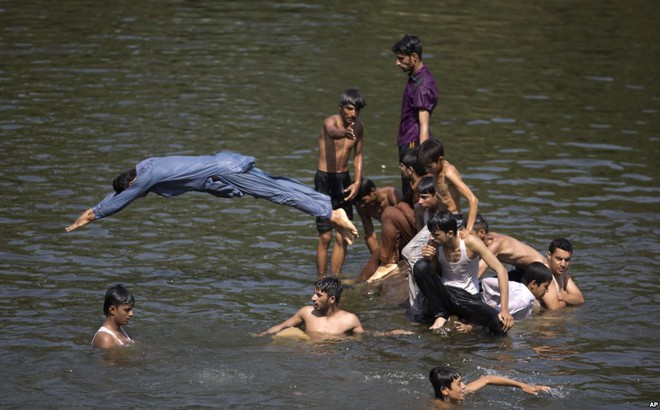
[
  {"xmin": 76, "ymin": 34, "xmax": 580, "ymax": 404},
  {"xmin": 311, "ymin": 34, "xmax": 583, "ymax": 337}
]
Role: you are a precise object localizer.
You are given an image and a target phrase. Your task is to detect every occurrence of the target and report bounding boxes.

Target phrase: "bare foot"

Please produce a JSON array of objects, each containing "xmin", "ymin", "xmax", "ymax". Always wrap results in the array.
[
  {"xmin": 366, "ymin": 263, "xmax": 398, "ymax": 283},
  {"xmin": 330, "ymin": 209, "xmax": 358, "ymax": 245},
  {"xmin": 429, "ymin": 316, "xmax": 447, "ymax": 330}
]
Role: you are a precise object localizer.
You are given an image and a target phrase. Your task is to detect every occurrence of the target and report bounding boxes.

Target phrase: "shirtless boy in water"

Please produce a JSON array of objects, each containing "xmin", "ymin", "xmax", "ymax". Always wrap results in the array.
[
  {"xmin": 542, "ymin": 238, "xmax": 584, "ymax": 310},
  {"xmin": 92, "ymin": 284, "xmax": 135, "ymax": 349},
  {"xmin": 258, "ymin": 277, "xmax": 364, "ymax": 337},
  {"xmin": 470, "ymin": 215, "xmax": 548, "ymax": 278}
]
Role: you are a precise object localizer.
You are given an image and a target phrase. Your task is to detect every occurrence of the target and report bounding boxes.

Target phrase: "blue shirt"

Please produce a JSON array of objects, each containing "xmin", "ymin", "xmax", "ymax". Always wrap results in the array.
[
  {"xmin": 397, "ymin": 65, "xmax": 439, "ymax": 146},
  {"xmin": 93, "ymin": 152, "xmax": 255, "ymax": 220}
]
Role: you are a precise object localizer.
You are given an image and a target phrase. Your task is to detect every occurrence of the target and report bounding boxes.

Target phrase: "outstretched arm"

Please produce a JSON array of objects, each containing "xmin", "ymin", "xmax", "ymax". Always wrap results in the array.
[
  {"xmin": 257, "ymin": 308, "xmax": 306, "ymax": 337},
  {"xmin": 357, "ymin": 207, "xmax": 378, "ymax": 253},
  {"xmin": 66, "ymin": 208, "xmax": 97, "ymax": 232},
  {"xmin": 466, "ymin": 375, "xmax": 551, "ymax": 395}
]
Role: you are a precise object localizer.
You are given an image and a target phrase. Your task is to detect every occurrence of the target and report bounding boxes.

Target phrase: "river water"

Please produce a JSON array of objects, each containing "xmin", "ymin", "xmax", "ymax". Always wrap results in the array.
[{"xmin": 1, "ymin": 0, "xmax": 658, "ymax": 408}]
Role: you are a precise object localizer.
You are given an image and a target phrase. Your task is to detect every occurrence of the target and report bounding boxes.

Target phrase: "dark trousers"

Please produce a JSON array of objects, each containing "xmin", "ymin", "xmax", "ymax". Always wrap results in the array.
[{"xmin": 413, "ymin": 259, "xmax": 506, "ymax": 335}]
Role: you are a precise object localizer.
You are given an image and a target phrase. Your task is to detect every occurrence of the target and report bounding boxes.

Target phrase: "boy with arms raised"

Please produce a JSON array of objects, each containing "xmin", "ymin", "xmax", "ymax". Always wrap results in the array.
[
  {"xmin": 315, "ymin": 89, "xmax": 366, "ymax": 277},
  {"xmin": 258, "ymin": 277, "xmax": 364, "ymax": 338},
  {"xmin": 92, "ymin": 284, "xmax": 135, "ymax": 349}
]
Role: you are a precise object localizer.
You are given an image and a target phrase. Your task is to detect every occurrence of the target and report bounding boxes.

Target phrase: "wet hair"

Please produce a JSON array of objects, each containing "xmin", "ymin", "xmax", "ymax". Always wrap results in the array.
[
  {"xmin": 427, "ymin": 209, "xmax": 458, "ymax": 235},
  {"xmin": 549, "ymin": 238, "xmax": 573, "ymax": 255},
  {"xmin": 103, "ymin": 284, "xmax": 135, "ymax": 316},
  {"xmin": 417, "ymin": 139, "xmax": 445, "ymax": 166},
  {"xmin": 392, "ymin": 34, "xmax": 423, "ymax": 59},
  {"xmin": 416, "ymin": 176, "xmax": 436, "ymax": 195},
  {"xmin": 113, "ymin": 168, "xmax": 137, "ymax": 194},
  {"xmin": 339, "ymin": 88, "xmax": 366, "ymax": 110},
  {"xmin": 430, "ymin": 366, "xmax": 461, "ymax": 399},
  {"xmin": 356, "ymin": 177, "xmax": 376, "ymax": 201},
  {"xmin": 521, "ymin": 262, "xmax": 552, "ymax": 286},
  {"xmin": 473, "ymin": 213, "xmax": 489, "ymax": 233},
  {"xmin": 401, "ymin": 148, "xmax": 426, "ymax": 177},
  {"xmin": 314, "ymin": 277, "xmax": 343, "ymax": 303}
]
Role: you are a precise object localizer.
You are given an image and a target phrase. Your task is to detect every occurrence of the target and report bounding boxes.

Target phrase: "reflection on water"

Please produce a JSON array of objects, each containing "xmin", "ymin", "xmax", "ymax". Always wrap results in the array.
[{"xmin": 1, "ymin": 0, "xmax": 659, "ymax": 408}]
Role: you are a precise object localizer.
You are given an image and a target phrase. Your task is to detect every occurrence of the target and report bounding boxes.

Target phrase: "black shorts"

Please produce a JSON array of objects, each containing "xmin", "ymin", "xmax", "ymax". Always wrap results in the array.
[{"xmin": 315, "ymin": 170, "xmax": 353, "ymax": 233}]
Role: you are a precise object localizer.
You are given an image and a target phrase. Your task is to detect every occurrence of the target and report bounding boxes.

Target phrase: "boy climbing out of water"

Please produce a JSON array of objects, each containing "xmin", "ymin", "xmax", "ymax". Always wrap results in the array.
[
  {"xmin": 481, "ymin": 262, "xmax": 552, "ymax": 320},
  {"xmin": 92, "ymin": 284, "xmax": 135, "ymax": 349},
  {"xmin": 354, "ymin": 178, "xmax": 416, "ymax": 283},
  {"xmin": 417, "ymin": 138, "xmax": 478, "ymax": 239},
  {"xmin": 469, "ymin": 214, "xmax": 549, "ymax": 278},
  {"xmin": 429, "ymin": 366, "xmax": 551, "ymax": 406},
  {"xmin": 454, "ymin": 262, "xmax": 552, "ymax": 332},
  {"xmin": 258, "ymin": 277, "xmax": 364, "ymax": 337},
  {"xmin": 315, "ymin": 89, "xmax": 366, "ymax": 278}
]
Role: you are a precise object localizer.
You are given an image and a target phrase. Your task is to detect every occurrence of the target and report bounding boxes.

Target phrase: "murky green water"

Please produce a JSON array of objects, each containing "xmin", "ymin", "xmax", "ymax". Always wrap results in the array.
[{"xmin": 1, "ymin": 0, "xmax": 658, "ymax": 408}]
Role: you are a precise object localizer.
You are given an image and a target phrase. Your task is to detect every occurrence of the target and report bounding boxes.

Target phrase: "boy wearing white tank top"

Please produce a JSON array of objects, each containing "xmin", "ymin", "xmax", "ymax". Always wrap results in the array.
[
  {"xmin": 413, "ymin": 210, "xmax": 514, "ymax": 335},
  {"xmin": 92, "ymin": 284, "xmax": 135, "ymax": 349}
]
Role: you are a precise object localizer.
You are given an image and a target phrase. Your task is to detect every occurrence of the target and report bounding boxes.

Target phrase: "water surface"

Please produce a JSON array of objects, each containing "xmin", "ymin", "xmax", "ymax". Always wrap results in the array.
[{"xmin": 1, "ymin": 0, "xmax": 659, "ymax": 408}]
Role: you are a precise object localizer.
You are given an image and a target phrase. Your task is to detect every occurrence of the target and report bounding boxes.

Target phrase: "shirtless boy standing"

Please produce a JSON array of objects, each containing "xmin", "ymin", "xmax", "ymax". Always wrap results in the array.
[
  {"xmin": 315, "ymin": 89, "xmax": 365, "ymax": 277},
  {"xmin": 258, "ymin": 277, "xmax": 364, "ymax": 337}
]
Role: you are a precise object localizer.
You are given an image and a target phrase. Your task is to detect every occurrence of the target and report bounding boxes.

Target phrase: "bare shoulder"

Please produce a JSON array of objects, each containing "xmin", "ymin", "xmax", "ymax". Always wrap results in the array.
[
  {"xmin": 92, "ymin": 331, "xmax": 115, "ymax": 348},
  {"xmin": 465, "ymin": 233, "xmax": 485, "ymax": 249},
  {"xmin": 443, "ymin": 160, "xmax": 461, "ymax": 177},
  {"xmin": 322, "ymin": 114, "xmax": 341, "ymax": 130},
  {"xmin": 299, "ymin": 305, "xmax": 315, "ymax": 317}
]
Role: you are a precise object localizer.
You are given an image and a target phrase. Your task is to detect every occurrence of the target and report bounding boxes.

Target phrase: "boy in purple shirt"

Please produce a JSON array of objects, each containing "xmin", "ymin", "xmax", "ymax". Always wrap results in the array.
[
  {"xmin": 392, "ymin": 34, "xmax": 439, "ymax": 196},
  {"xmin": 65, "ymin": 151, "xmax": 358, "ymax": 242}
]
